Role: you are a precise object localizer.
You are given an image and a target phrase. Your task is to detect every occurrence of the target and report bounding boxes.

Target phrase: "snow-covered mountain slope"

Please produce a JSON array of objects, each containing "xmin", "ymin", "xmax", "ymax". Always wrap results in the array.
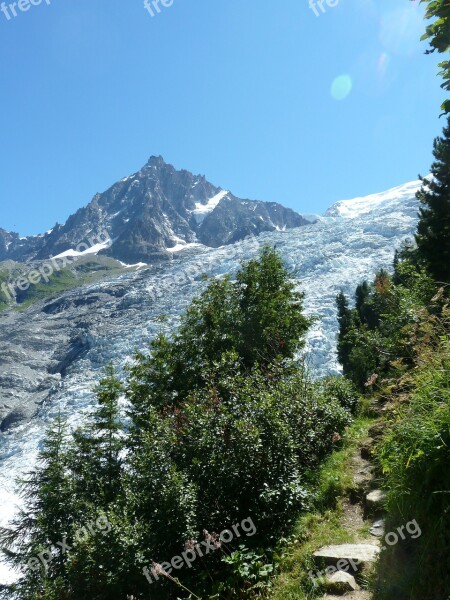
[
  {"xmin": 0, "ymin": 178, "xmax": 421, "ymax": 585},
  {"xmin": 325, "ymin": 179, "xmax": 422, "ymax": 219}
]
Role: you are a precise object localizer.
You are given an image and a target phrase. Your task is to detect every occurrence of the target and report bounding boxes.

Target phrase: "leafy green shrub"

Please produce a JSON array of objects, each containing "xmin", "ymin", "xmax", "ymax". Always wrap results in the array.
[
  {"xmin": 219, "ymin": 545, "xmax": 274, "ymax": 598},
  {"xmin": 170, "ymin": 363, "xmax": 350, "ymax": 542},
  {"xmin": 318, "ymin": 376, "xmax": 360, "ymax": 415}
]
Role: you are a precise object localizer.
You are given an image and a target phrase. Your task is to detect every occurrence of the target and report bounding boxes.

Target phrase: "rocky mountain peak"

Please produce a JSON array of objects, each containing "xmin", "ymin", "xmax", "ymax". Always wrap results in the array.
[
  {"xmin": 0, "ymin": 158, "xmax": 309, "ymax": 265},
  {"xmin": 146, "ymin": 154, "xmax": 166, "ymax": 168}
]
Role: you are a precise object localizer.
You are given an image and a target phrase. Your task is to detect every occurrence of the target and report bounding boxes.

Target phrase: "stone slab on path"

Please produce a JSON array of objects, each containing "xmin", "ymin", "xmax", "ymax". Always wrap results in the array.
[
  {"xmin": 313, "ymin": 543, "xmax": 380, "ymax": 570},
  {"xmin": 323, "ymin": 592, "xmax": 372, "ymax": 600}
]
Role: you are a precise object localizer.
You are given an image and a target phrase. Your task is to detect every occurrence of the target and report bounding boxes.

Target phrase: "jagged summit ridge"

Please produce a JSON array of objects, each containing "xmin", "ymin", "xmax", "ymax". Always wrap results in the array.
[{"xmin": 0, "ymin": 157, "xmax": 308, "ymax": 264}]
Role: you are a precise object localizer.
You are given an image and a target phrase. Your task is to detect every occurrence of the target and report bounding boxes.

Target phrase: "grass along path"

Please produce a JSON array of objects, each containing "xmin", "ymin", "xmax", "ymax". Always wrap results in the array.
[{"xmin": 270, "ymin": 415, "xmax": 384, "ymax": 600}]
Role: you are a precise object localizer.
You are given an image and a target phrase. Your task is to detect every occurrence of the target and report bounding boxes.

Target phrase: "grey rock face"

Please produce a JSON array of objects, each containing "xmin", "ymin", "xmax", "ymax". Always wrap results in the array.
[
  {"xmin": 0, "ymin": 282, "xmax": 137, "ymax": 431},
  {"xmin": 0, "ymin": 308, "xmax": 65, "ymax": 431},
  {"xmin": 198, "ymin": 196, "xmax": 306, "ymax": 247},
  {"xmin": 0, "ymin": 156, "xmax": 308, "ymax": 264}
]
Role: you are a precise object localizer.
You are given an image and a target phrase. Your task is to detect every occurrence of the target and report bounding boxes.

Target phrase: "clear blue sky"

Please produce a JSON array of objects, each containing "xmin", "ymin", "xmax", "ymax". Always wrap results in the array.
[{"xmin": 0, "ymin": 0, "xmax": 446, "ymax": 236}]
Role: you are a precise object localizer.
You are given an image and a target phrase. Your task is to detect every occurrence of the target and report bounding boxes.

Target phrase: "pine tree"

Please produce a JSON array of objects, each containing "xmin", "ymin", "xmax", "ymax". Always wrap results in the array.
[
  {"xmin": 236, "ymin": 246, "xmax": 311, "ymax": 368},
  {"xmin": 336, "ymin": 291, "xmax": 353, "ymax": 370},
  {"xmin": 126, "ymin": 332, "xmax": 175, "ymax": 438},
  {"xmin": 70, "ymin": 364, "xmax": 124, "ymax": 509},
  {"xmin": 415, "ymin": 118, "xmax": 450, "ymax": 283},
  {"xmin": 0, "ymin": 414, "xmax": 73, "ymax": 592},
  {"xmin": 173, "ymin": 275, "xmax": 238, "ymax": 392},
  {"xmin": 94, "ymin": 364, "xmax": 124, "ymax": 503},
  {"xmin": 393, "ymin": 249, "xmax": 402, "ymax": 285},
  {"xmin": 355, "ymin": 281, "xmax": 370, "ymax": 322},
  {"xmin": 127, "ymin": 246, "xmax": 312, "ymax": 433}
]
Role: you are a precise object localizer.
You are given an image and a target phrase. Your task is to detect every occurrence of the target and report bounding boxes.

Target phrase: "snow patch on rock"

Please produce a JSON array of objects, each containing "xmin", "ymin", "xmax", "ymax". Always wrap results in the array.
[{"xmin": 193, "ymin": 190, "xmax": 229, "ymax": 223}]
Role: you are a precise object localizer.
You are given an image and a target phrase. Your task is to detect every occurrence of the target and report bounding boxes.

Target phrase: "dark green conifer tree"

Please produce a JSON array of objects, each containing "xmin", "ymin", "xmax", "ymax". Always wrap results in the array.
[
  {"xmin": 0, "ymin": 414, "xmax": 73, "ymax": 594},
  {"xmin": 336, "ymin": 291, "xmax": 352, "ymax": 371},
  {"xmin": 127, "ymin": 246, "xmax": 312, "ymax": 433},
  {"xmin": 236, "ymin": 246, "xmax": 311, "ymax": 369},
  {"xmin": 355, "ymin": 281, "xmax": 370, "ymax": 323},
  {"xmin": 415, "ymin": 118, "xmax": 450, "ymax": 283},
  {"xmin": 70, "ymin": 364, "xmax": 124, "ymax": 509}
]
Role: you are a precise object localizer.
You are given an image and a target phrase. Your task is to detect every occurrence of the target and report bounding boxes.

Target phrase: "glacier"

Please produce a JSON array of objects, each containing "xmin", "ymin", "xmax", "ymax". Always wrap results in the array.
[{"xmin": 0, "ymin": 179, "xmax": 421, "ymax": 586}]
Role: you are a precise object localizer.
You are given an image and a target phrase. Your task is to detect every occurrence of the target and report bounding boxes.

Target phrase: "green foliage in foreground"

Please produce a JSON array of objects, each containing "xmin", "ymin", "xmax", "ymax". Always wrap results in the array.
[
  {"xmin": 375, "ymin": 330, "xmax": 450, "ymax": 600},
  {"xmin": 270, "ymin": 418, "xmax": 373, "ymax": 600},
  {"xmin": 127, "ymin": 246, "xmax": 312, "ymax": 420},
  {"xmin": 336, "ymin": 201, "xmax": 450, "ymax": 600},
  {"xmin": 0, "ymin": 247, "xmax": 353, "ymax": 600},
  {"xmin": 419, "ymin": 0, "xmax": 450, "ymax": 114}
]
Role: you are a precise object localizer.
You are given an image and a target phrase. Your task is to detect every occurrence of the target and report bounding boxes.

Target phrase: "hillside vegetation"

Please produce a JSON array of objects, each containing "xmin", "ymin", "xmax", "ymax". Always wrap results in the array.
[
  {"xmin": 0, "ymin": 247, "xmax": 359, "ymax": 600},
  {"xmin": 0, "ymin": 257, "xmax": 130, "ymax": 313},
  {"xmin": 334, "ymin": 116, "xmax": 450, "ymax": 600}
]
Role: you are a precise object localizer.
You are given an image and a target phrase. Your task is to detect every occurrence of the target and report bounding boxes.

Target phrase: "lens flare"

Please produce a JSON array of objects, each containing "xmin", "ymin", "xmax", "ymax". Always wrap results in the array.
[
  {"xmin": 379, "ymin": 8, "xmax": 423, "ymax": 56},
  {"xmin": 331, "ymin": 75, "xmax": 353, "ymax": 101},
  {"xmin": 377, "ymin": 52, "xmax": 390, "ymax": 79}
]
